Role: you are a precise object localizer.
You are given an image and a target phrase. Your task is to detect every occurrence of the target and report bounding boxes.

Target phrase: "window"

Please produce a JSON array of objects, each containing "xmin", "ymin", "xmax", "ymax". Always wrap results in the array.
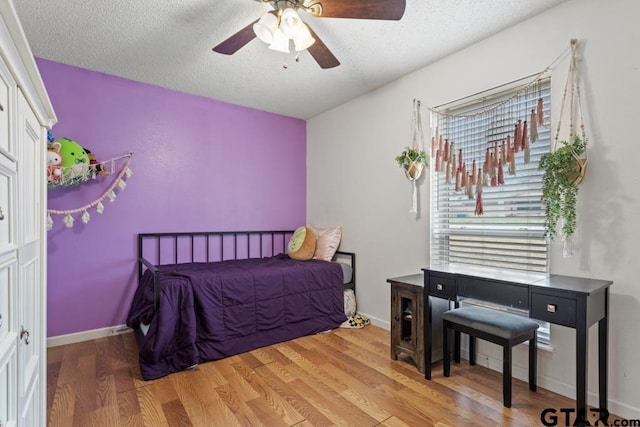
[
  {"xmin": 430, "ymin": 77, "xmax": 551, "ymax": 273},
  {"xmin": 430, "ymin": 77, "xmax": 552, "ymax": 344}
]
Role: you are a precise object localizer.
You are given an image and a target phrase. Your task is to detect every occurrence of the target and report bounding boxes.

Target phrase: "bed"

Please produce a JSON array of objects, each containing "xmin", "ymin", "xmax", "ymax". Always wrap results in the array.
[{"xmin": 126, "ymin": 230, "xmax": 355, "ymax": 380}]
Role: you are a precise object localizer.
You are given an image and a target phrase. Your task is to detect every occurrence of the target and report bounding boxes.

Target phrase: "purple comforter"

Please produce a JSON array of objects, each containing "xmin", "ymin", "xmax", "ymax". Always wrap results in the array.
[{"xmin": 127, "ymin": 254, "xmax": 346, "ymax": 380}]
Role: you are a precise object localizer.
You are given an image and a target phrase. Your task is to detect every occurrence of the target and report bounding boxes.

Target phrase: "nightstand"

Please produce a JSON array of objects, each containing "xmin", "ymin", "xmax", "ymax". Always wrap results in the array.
[
  {"xmin": 388, "ymin": 273, "xmax": 450, "ymax": 373},
  {"xmin": 387, "ymin": 274, "xmax": 425, "ymax": 373}
]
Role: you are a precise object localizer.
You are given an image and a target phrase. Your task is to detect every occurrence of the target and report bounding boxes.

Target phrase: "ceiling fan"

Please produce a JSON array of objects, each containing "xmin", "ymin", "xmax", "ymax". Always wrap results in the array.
[{"xmin": 212, "ymin": 0, "xmax": 406, "ymax": 69}]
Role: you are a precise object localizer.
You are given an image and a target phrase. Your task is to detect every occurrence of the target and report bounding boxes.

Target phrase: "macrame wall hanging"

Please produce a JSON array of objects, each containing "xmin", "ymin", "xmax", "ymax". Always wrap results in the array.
[
  {"xmin": 428, "ymin": 42, "xmax": 575, "ymax": 217},
  {"xmin": 395, "ymin": 99, "xmax": 428, "ymax": 217},
  {"xmin": 47, "ymin": 152, "xmax": 134, "ymax": 230}
]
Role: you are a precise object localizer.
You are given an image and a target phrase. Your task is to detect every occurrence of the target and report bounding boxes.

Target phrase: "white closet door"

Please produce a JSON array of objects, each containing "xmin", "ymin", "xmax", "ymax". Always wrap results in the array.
[
  {"xmin": 0, "ymin": 54, "xmax": 18, "ymax": 427},
  {"xmin": 16, "ymin": 89, "xmax": 44, "ymax": 426}
]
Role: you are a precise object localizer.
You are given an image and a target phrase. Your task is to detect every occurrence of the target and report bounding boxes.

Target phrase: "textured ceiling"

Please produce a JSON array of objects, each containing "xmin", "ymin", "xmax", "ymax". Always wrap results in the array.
[{"xmin": 13, "ymin": 0, "xmax": 569, "ymax": 119}]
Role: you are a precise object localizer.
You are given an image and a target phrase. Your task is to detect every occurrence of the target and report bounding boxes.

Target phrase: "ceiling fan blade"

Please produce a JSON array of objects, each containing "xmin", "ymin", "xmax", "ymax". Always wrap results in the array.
[
  {"xmin": 306, "ymin": 25, "xmax": 340, "ymax": 69},
  {"xmin": 312, "ymin": 0, "xmax": 406, "ymax": 20},
  {"xmin": 212, "ymin": 20, "xmax": 259, "ymax": 55}
]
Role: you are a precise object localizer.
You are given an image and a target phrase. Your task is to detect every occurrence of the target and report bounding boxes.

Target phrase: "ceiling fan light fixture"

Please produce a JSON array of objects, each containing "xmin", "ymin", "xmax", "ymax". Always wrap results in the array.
[
  {"xmin": 253, "ymin": 11, "xmax": 279, "ymax": 44},
  {"xmin": 268, "ymin": 28, "xmax": 290, "ymax": 53},
  {"xmin": 293, "ymin": 24, "xmax": 315, "ymax": 51},
  {"xmin": 304, "ymin": 1, "xmax": 323, "ymax": 17},
  {"xmin": 279, "ymin": 8, "xmax": 304, "ymax": 38}
]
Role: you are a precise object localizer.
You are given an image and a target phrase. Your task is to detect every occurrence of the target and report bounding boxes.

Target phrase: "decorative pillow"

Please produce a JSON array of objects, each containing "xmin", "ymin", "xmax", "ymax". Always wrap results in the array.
[
  {"xmin": 287, "ymin": 226, "xmax": 316, "ymax": 260},
  {"xmin": 310, "ymin": 225, "xmax": 342, "ymax": 261}
]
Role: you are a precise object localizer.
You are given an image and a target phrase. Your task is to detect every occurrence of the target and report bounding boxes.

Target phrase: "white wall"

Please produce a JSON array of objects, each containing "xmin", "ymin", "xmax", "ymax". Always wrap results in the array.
[{"xmin": 307, "ymin": 0, "xmax": 640, "ymax": 419}]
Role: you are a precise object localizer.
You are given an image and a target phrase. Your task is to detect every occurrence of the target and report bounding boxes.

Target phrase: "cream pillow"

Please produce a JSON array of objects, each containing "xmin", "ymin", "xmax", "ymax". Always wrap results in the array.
[
  {"xmin": 287, "ymin": 226, "xmax": 316, "ymax": 260},
  {"xmin": 310, "ymin": 225, "xmax": 342, "ymax": 261}
]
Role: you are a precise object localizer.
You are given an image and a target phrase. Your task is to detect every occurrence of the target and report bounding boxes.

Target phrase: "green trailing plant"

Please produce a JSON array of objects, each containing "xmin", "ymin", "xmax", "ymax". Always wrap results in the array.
[
  {"xmin": 538, "ymin": 135, "xmax": 587, "ymax": 240},
  {"xmin": 395, "ymin": 147, "xmax": 428, "ymax": 167}
]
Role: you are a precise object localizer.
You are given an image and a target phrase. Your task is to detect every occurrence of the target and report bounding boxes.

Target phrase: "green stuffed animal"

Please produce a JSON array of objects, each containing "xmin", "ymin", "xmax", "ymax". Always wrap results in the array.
[{"xmin": 57, "ymin": 137, "xmax": 89, "ymax": 180}]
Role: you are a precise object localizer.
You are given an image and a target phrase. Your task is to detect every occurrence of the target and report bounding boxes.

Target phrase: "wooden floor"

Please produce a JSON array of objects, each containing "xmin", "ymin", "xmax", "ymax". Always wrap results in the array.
[{"xmin": 47, "ymin": 325, "xmax": 618, "ymax": 426}]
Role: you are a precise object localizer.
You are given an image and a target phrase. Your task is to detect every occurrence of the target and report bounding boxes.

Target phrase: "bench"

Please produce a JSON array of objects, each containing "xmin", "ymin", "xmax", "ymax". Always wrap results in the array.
[{"xmin": 442, "ymin": 305, "xmax": 539, "ymax": 407}]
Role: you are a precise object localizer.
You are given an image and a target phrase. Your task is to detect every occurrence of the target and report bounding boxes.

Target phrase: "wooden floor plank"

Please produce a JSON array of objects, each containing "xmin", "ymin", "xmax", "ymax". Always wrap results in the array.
[{"xmin": 47, "ymin": 327, "xmax": 625, "ymax": 427}]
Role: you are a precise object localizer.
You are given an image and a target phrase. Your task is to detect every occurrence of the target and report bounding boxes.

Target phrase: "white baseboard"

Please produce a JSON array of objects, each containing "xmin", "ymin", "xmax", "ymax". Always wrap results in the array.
[
  {"xmin": 47, "ymin": 324, "xmax": 132, "ymax": 348},
  {"xmin": 359, "ymin": 311, "xmax": 389, "ymax": 330},
  {"xmin": 472, "ymin": 349, "xmax": 640, "ymax": 421}
]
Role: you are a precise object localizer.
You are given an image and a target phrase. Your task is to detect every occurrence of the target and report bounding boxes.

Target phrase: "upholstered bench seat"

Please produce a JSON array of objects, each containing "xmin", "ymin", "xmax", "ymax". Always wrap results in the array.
[{"xmin": 442, "ymin": 305, "xmax": 539, "ymax": 407}]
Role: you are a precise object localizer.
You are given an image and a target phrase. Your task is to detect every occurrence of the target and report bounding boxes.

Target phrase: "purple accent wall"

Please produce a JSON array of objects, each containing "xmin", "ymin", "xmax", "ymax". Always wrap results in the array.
[{"xmin": 39, "ymin": 59, "xmax": 307, "ymax": 337}]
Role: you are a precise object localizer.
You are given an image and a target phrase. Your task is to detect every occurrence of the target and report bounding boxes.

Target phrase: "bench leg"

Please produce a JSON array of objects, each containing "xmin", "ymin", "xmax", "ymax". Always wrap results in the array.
[
  {"xmin": 443, "ymin": 321, "xmax": 451, "ymax": 377},
  {"xmin": 503, "ymin": 344, "xmax": 512, "ymax": 408},
  {"xmin": 529, "ymin": 335, "xmax": 537, "ymax": 391},
  {"xmin": 469, "ymin": 336, "xmax": 476, "ymax": 365}
]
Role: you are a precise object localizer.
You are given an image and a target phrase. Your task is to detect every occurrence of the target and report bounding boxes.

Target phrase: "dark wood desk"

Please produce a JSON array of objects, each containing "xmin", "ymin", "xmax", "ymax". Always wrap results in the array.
[{"xmin": 422, "ymin": 263, "xmax": 612, "ymax": 425}]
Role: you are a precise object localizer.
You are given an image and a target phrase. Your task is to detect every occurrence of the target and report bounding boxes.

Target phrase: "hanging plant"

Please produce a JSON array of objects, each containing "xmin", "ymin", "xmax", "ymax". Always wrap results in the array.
[
  {"xmin": 395, "ymin": 146, "xmax": 428, "ymax": 179},
  {"xmin": 538, "ymin": 135, "xmax": 587, "ymax": 240},
  {"xmin": 397, "ymin": 99, "xmax": 429, "ymax": 216}
]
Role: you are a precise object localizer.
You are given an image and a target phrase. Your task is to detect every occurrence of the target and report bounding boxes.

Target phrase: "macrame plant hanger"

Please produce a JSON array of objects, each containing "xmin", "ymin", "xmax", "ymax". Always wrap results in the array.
[
  {"xmin": 47, "ymin": 152, "xmax": 134, "ymax": 230},
  {"xmin": 554, "ymin": 39, "xmax": 588, "ymax": 173},
  {"xmin": 406, "ymin": 99, "xmax": 426, "ymax": 216},
  {"xmin": 553, "ymin": 38, "xmax": 588, "ymax": 256}
]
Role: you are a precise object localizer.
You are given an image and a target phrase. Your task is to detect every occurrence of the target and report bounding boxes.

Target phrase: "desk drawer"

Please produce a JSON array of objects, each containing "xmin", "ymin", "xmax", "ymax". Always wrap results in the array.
[
  {"xmin": 531, "ymin": 292, "xmax": 576, "ymax": 327},
  {"xmin": 428, "ymin": 273, "xmax": 456, "ymax": 299}
]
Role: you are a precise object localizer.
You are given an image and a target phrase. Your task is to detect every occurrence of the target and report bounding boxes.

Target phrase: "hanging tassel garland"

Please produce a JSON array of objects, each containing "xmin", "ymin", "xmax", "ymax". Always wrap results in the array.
[
  {"xmin": 437, "ymin": 136, "xmax": 444, "ymax": 172},
  {"xmin": 445, "ymin": 160, "xmax": 451, "ymax": 184},
  {"xmin": 537, "ymin": 97, "xmax": 544, "ymax": 126},
  {"xmin": 484, "ymin": 148, "xmax": 490, "ymax": 172},
  {"xmin": 530, "ymin": 110, "xmax": 538, "ymax": 142},
  {"xmin": 466, "ymin": 174, "xmax": 473, "ymax": 199},
  {"xmin": 509, "ymin": 147, "xmax": 516, "ymax": 175},
  {"xmin": 443, "ymin": 139, "xmax": 449, "ymax": 163},
  {"xmin": 449, "ymin": 141, "xmax": 455, "ymax": 163},
  {"xmin": 475, "ymin": 167, "xmax": 484, "ymax": 216},
  {"xmin": 461, "ymin": 163, "xmax": 467, "ymax": 188},
  {"xmin": 522, "ymin": 120, "xmax": 528, "ymax": 150},
  {"xmin": 514, "ymin": 121, "xmax": 522, "ymax": 152},
  {"xmin": 455, "ymin": 169, "xmax": 462, "ymax": 192},
  {"xmin": 46, "ymin": 153, "xmax": 133, "ymax": 231},
  {"xmin": 489, "ymin": 154, "xmax": 495, "ymax": 177},
  {"xmin": 498, "ymin": 162, "xmax": 504, "ymax": 185},
  {"xmin": 471, "ymin": 160, "xmax": 477, "ymax": 185},
  {"xmin": 450, "ymin": 153, "xmax": 457, "ymax": 183},
  {"xmin": 64, "ymin": 214, "xmax": 74, "ymax": 228}
]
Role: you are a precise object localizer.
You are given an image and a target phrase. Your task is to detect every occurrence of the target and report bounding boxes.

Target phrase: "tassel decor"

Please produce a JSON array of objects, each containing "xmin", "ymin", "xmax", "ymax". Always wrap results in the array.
[{"xmin": 475, "ymin": 167, "xmax": 484, "ymax": 216}]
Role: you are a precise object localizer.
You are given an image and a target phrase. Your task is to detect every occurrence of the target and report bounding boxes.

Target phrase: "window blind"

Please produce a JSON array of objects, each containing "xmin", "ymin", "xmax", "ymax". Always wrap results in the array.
[{"xmin": 431, "ymin": 77, "xmax": 551, "ymax": 273}]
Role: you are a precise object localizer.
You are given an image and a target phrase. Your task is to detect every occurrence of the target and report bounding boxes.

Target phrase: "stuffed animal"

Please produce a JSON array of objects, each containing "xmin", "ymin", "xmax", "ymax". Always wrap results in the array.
[
  {"xmin": 47, "ymin": 142, "xmax": 63, "ymax": 182},
  {"xmin": 84, "ymin": 147, "xmax": 109, "ymax": 176},
  {"xmin": 57, "ymin": 137, "xmax": 90, "ymax": 179}
]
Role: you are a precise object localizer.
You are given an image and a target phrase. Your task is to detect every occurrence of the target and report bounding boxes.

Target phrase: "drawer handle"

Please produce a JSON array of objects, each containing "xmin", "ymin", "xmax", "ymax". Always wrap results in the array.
[
  {"xmin": 547, "ymin": 304, "xmax": 557, "ymax": 313},
  {"xmin": 436, "ymin": 284, "xmax": 443, "ymax": 291}
]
